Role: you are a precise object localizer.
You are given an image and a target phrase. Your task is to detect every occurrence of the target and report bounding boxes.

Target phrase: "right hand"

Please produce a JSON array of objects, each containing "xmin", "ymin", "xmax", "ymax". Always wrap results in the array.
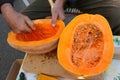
[
  {"xmin": 1, "ymin": 3, "xmax": 35, "ymax": 33},
  {"xmin": 51, "ymin": 0, "xmax": 65, "ymax": 26}
]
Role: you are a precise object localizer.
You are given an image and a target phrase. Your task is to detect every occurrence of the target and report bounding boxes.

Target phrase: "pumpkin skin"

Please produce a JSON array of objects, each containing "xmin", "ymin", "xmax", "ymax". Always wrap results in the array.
[
  {"xmin": 7, "ymin": 19, "xmax": 64, "ymax": 54},
  {"xmin": 58, "ymin": 14, "xmax": 114, "ymax": 77}
]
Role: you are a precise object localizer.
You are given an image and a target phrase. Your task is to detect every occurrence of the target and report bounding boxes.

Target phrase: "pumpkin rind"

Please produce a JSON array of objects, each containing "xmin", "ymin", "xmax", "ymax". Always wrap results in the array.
[
  {"xmin": 7, "ymin": 19, "xmax": 65, "ymax": 54},
  {"xmin": 37, "ymin": 74, "xmax": 58, "ymax": 80},
  {"xmin": 58, "ymin": 14, "xmax": 114, "ymax": 76}
]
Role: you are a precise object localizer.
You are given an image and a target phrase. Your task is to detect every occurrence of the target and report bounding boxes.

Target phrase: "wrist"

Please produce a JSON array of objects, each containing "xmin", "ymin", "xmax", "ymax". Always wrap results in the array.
[
  {"xmin": 55, "ymin": 0, "xmax": 66, "ymax": 6},
  {"xmin": 1, "ymin": 3, "xmax": 17, "ymax": 20},
  {"xmin": 1, "ymin": 3, "xmax": 15, "ymax": 14}
]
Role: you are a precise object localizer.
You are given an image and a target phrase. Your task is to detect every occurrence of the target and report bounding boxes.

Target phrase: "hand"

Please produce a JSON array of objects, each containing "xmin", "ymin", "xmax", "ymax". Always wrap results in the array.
[
  {"xmin": 1, "ymin": 3, "xmax": 35, "ymax": 33},
  {"xmin": 51, "ymin": 0, "xmax": 65, "ymax": 26}
]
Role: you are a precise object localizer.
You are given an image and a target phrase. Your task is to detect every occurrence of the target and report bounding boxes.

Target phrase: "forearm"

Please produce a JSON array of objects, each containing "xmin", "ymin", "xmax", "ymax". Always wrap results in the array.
[
  {"xmin": 1, "ymin": 3, "xmax": 16, "ymax": 22},
  {"xmin": 1, "ymin": 3, "xmax": 14, "ymax": 14}
]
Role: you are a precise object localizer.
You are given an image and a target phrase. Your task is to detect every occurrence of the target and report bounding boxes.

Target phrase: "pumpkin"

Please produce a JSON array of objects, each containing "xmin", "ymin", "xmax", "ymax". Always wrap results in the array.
[
  {"xmin": 37, "ymin": 74, "xmax": 58, "ymax": 80},
  {"xmin": 58, "ymin": 14, "xmax": 114, "ymax": 77},
  {"xmin": 7, "ymin": 19, "xmax": 64, "ymax": 54}
]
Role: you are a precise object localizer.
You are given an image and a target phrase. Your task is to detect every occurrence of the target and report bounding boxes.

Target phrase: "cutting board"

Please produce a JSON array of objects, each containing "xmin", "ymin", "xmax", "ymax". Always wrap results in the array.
[
  {"xmin": 22, "ymin": 36, "xmax": 120, "ymax": 80},
  {"xmin": 22, "ymin": 49, "xmax": 103, "ymax": 80}
]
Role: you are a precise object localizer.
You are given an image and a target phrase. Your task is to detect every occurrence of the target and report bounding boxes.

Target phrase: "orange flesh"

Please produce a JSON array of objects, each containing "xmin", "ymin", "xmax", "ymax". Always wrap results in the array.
[
  {"xmin": 16, "ymin": 23, "xmax": 59, "ymax": 41},
  {"xmin": 71, "ymin": 24, "xmax": 104, "ymax": 68}
]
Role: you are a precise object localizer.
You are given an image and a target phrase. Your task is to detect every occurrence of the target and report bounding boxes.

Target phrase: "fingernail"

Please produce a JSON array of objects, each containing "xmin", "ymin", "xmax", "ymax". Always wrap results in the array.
[
  {"xmin": 33, "ymin": 27, "xmax": 36, "ymax": 30},
  {"xmin": 52, "ymin": 24, "xmax": 56, "ymax": 27},
  {"xmin": 32, "ymin": 26, "xmax": 36, "ymax": 30}
]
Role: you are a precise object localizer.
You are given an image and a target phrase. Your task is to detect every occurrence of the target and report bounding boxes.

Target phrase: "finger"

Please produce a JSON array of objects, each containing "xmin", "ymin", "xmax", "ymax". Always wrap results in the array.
[
  {"xmin": 13, "ymin": 30, "xmax": 21, "ymax": 34},
  {"xmin": 59, "ymin": 12, "xmax": 65, "ymax": 20},
  {"xmin": 23, "ymin": 24, "xmax": 32, "ymax": 33},
  {"xmin": 24, "ymin": 16, "xmax": 35, "ymax": 30},
  {"xmin": 9, "ymin": 26, "xmax": 20, "ymax": 34},
  {"xmin": 22, "ymin": 28, "xmax": 32, "ymax": 33},
  {"xmin": 10, "ymin": 24, "xmax": 24, "ymax": 34},
  {"xmin": 51, "ymin": 8, "xmax": 58, "ymax": 27},
  {"xmin": 19, "ymin": 22, "xmax": 32, "ymax": 33}
]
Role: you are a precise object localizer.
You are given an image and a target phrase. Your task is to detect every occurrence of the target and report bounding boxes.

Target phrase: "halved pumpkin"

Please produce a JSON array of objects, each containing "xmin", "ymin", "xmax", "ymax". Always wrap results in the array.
[
  {"xmin": 7, "ymin": 19, "xmax": 64, "ymax": 54},
  {"xmin": 58, "ymin": 14, "xmax": 114, "ymax": 77}
]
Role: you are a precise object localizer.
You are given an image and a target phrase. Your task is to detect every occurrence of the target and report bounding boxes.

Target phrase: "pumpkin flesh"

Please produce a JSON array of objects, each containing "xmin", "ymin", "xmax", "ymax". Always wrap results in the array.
[
  {"xmin": 8, "ymin": 19, "xmax": 64, "ymax": 46},
  {"xmin": 58, "ymin": 14, "xmax": 114, "ymax": 76},
  {"xmin": 7, "ymin": 19, "xmax": 64, "ymax": 54},
  {"xmin": 71, "ymin": 24, "xmax": 103, "ymax": 68},
  {"xmin": 16, "ymin": 21, "xmax": 59, "ymax": 41}
]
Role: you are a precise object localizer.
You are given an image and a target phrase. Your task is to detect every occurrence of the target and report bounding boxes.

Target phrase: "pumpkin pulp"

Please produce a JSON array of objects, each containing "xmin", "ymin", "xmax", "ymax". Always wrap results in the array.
[
  {"xmin": 58, "ymin": 14, "xmax": 114, "ymax": 76},
  {"xmin": 71, "ymin": 24, "xmax": 104, "ymax": 68},
  {"xmin": 16, "ymin": 23, "xmax": 59, "ymax": 41}
]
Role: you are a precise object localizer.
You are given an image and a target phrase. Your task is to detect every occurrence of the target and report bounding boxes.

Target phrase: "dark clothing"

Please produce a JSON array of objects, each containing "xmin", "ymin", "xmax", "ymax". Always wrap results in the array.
[
  {"xmin": 0, "ymin": 0, "xmax": 14, "ymax": 7},
  {"xmin": 72, "ymin": 0, "xmax": 120, "ymax": 35},
  {"xmin": 22, "ymin": 0, "xmax": 120, "ymax": 35},
  {"xmin": 0, "ymin": 0, "xmax": 120, "ymax": 35}
]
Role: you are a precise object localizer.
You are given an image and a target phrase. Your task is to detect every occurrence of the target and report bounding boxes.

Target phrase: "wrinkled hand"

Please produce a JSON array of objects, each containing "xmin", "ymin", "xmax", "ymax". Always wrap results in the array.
[
  {"xmin": 1, "ymin": 3, "xmax": 35, "ymax": 33},
  {"xmin": 51, "ymin": 0, "xmax": 65, "ymax": 26},
  {"xmin": 5, "ymin": 11, "xmax": 35, "ymax": 33}
]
